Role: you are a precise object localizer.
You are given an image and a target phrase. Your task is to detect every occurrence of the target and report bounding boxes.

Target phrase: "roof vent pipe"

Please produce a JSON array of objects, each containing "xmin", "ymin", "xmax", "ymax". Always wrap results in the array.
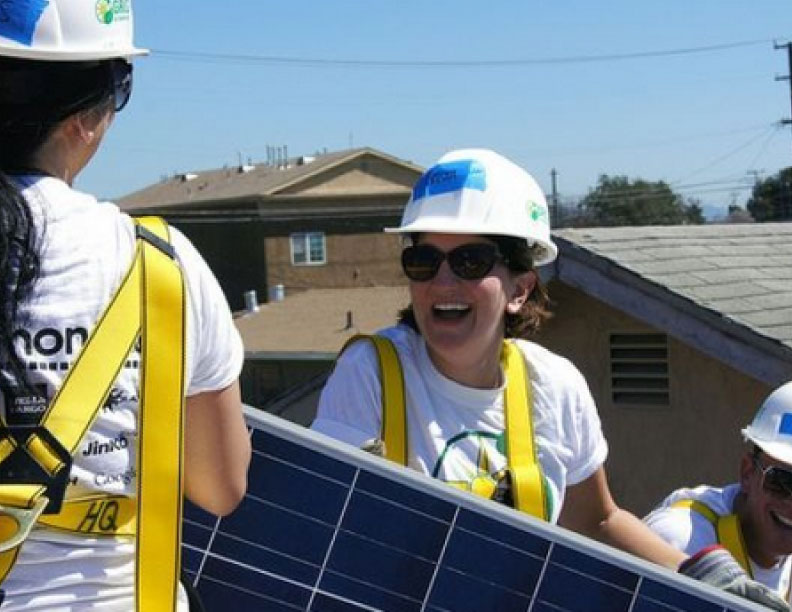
[
  {"xmin": 268, "ymin": 284, "xmax": 285, "ymax": 302},
  {"xmin": 243, "ymin": 290, "xmax": 259, "ymax": 313}
]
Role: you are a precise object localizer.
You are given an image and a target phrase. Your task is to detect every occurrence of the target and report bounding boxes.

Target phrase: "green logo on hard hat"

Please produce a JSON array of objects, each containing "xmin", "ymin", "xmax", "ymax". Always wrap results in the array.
[
  {"xmin": 96, "ymin": 0, "xmax": 131, "ymax": 24},
  {"xmin": 527, "ymin": 200, "xmax": 549, "ymax": 225}
]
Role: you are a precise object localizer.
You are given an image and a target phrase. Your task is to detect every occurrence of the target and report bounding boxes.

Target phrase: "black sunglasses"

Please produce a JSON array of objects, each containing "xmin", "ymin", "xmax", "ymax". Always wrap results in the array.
[
  {"xmin": 401, "ymin": 243, "xmax": 504, "ymax": 282},
  {"xmin": 110, "ymin": 60, "xmax": 133, "ymax": 113},
  {"xmin": 754, "ymin": 455, "xmax": 792, "ymax": 499}
]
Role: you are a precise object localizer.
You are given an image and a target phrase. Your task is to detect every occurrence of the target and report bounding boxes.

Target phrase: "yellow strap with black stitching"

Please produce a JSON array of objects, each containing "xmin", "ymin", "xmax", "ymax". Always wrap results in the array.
[
  {"xmin": 501, "ymin": 340, "xmax": 547, "ymax": 519},
  {"xmin": 135, "ymin": 216, "xmax": 185, "ymax": 612},
  {"xmin": 339, "ymin": 335, "xmax": 407, "ymax": 465},
  {"xmin": 0, "ymin": 216, "xmax": 184, "ymax": 611},
  {"xmin": 339, "ymin": 335, "xmax": 547, "ymax": 520},
  {"xmin": 670, "ymin": 500, "xmax": 753, "ymax": 576}
]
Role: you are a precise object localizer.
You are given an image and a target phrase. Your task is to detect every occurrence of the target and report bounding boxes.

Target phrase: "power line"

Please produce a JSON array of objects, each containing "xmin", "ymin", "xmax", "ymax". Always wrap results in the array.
[
  {"xmin": 669, "ymin": 123, "xmax": 782, "ymax": 185},
  {"xmin": 150, "ymin": 38, "xmax": 773, "ymax": 69}
]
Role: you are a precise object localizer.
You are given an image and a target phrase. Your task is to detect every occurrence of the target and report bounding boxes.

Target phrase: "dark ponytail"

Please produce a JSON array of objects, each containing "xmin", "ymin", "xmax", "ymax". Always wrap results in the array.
[{"xmin": 0, "ymin": 171, "xmax": 40, "ymax": 388}]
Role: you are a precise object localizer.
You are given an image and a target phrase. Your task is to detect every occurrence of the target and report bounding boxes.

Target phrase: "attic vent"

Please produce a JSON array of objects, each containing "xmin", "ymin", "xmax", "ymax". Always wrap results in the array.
[
  {"xmin": 179, "ymin": 172, "xmax": 198, "ymax": 182},
  {"xmin": 609, "ymin": 333, "xmax": 669, "ymax": 406}
]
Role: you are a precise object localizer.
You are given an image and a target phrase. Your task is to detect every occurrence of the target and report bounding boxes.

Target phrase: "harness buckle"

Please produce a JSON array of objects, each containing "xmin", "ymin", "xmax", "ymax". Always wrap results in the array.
[
  {"xmin": 0, "ymin": 496, "xmax": 48, "ymax": 553},
  {"xmin": 0, "ymin": 425, "xmax": 72, "ymax": 514}
]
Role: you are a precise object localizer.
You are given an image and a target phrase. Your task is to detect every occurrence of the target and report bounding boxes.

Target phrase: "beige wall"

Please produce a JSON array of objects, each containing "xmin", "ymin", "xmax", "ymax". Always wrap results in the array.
[
  {"xmin": 537, "ymin": 281, "xmax": 771, "ymax": 515},
  {"xmin": 279, "ymin": 156, "xmax": 419, "ymax": 195},
  {"xmin": 266, "ymin": 232, "xmax": 405, "ymax": 292}
]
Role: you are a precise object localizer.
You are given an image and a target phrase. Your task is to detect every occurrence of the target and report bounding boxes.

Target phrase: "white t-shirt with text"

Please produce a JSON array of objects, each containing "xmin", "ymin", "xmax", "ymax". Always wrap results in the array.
[{"xmin": 0, "ymin": 176, "xmax": 244, "ymax": 610}]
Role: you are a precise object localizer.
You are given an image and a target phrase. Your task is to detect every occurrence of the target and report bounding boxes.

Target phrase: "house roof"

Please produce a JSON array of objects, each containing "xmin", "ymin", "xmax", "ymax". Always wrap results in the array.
[
  {"xmin": 118, "ymin": 147, "xmax": 422, "ymax": 211},
  {"xmin": 235, "ymin": 285, "xmax": 410, "ymax": 356},
  {"xmin": 552, "ymin": 222, "xmax": 792, "ymax": 385}
]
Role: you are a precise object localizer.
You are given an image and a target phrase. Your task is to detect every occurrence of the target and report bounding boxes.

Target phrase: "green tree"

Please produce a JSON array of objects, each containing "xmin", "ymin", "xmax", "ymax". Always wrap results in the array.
[
  {"xmin": 577, "ymin": 175, "xmax": 704, "ymax": 227},
  {"xmin": 746, "ymin": 167, "xmax": 792, "ymax": 222}
]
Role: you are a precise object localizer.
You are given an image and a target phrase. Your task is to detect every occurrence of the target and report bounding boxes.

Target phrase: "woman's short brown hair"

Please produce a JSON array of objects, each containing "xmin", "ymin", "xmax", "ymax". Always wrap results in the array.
[{"xmin": 397, "ymin": 234, "xmax": 552, "ymax": 339}]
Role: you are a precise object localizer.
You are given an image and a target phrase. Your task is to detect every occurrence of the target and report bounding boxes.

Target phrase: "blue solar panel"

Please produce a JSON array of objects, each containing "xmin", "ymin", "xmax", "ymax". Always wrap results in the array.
[{"xmin": 181, "ymin": 408, "xmax": 766, "ymax": 612}]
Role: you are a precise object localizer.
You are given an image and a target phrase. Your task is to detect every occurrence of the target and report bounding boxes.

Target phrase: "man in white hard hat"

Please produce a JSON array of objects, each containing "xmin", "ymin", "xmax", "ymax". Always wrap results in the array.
[{"xmin": 646, "ymin": 382, "xmax": 792, "ymax": 605}]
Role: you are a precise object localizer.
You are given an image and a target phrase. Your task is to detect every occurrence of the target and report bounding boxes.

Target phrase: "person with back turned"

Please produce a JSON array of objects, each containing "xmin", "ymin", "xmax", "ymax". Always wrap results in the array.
[{"xmin": 0, "ymin": 1, "xmax": 250, "ymax": 609}]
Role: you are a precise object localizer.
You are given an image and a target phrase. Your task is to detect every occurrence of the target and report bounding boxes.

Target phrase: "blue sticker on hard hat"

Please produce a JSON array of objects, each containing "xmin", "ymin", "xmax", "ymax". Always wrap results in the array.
[
  {"xmin": 412, "ymin": 160, "xmax": 486, "ymax": 201},
  {"xmin": 0, "ymin": 0, "xmax": 49, "ymax": 46},
  {"xmin": 778, "ymin": 413, "xmax": 792, "ymax": 436}
]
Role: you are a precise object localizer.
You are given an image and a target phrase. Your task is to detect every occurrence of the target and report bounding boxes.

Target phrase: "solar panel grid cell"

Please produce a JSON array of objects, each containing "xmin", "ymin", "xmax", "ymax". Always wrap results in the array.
[{"xmin": 181, "ymin": 410, "xmax": 768, "ymax": 612}]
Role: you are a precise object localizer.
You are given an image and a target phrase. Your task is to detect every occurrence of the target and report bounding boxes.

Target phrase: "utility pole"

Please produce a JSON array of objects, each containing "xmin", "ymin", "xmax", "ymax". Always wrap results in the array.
[
  {"xmin": 775, "ymin": 41, "xmax": 792, "ymax": 218},
  {"xmin": 775, "ymin": 41, "xmax": 792, "ymax": 154},
  {"xmin": 550, "ymin": 168, "xmax": 559, "ymax": 227}
]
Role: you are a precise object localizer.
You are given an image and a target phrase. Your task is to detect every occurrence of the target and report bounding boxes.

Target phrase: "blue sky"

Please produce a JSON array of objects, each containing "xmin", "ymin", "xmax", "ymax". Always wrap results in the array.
[{"xmin": 78, "ymin": 1, "xmax": 792, "ymax": 218}]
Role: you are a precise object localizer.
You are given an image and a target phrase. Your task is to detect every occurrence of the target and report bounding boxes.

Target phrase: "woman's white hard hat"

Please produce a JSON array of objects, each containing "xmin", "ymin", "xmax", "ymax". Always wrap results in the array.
[
  {"xmin": 742, "ymin": 381, "xmax": 792, "ymax": 465},
  {"xmin": 385, "ymin": 148, "xmax": 558, "ymax": 266},
  {"xmin": 0, "ymin": 0, "xmax": 147, "ymax": 61}
]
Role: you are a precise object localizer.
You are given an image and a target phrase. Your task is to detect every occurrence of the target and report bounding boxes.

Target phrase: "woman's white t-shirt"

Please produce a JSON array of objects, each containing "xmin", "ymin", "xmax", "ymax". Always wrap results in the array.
[
  {"xmin": 312, "ymin": 324, "xmax": 608, "ymax": 523},
  {"xmin": 0, "ymin": 176, "xmax": 244, "ymax": 610}
]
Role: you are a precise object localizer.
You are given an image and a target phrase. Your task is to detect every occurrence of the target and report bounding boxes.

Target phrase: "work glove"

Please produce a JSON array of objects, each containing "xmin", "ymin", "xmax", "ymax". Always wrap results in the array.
[
  {"xmin": 679, "ymin": 545, "xmax": 789, "ymax": 611},
  {"xmin": 359, "ymin": 438, "xmax": 385, "ymax": 457}
]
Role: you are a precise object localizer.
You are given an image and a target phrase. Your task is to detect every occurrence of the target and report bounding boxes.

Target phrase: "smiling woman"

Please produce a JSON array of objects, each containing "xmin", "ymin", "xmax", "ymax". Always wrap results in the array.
[{"xmin": 312, "ymin": 148, "xmax": 789, "ymax": 611}]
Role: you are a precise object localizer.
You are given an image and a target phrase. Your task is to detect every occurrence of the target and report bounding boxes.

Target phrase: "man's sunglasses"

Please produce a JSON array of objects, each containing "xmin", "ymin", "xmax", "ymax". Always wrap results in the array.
[
  {"xmin": 753, "ymin": 455, "xmax": 792, "ymax": 499},
  {"xmin": 110, "ymin": 60, "xmax": 133, "ymax": 113},
  {"xmin": 401, "ymin": 243, "xmax": 505, "ymax": 282}
]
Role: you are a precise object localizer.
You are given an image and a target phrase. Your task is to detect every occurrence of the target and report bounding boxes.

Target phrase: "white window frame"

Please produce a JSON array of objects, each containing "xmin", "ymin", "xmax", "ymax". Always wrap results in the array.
[{"xmin": 290, "ymin": 232, "xmax": 326, "ymax": 266}]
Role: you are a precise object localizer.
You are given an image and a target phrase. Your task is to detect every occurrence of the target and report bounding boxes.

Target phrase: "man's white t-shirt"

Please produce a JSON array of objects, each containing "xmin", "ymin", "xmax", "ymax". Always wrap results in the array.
[
  {"xmin": 312, "ymin": 324, "xmax": 608, "ymax": 523},
  {"xmin": 645, "ymin": 484, "xmax": 792, "ymax": 601},
  {"xmin": 0, "ymin": 176, "xmax": 244, "ymax": 610}
]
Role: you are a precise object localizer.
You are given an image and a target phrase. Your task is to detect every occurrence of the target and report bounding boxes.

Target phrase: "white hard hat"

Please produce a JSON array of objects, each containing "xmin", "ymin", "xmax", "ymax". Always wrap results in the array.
[
  {"xmin": 742, "ymin": 382, "xmax": 792, "ymax": 465},
  {"xmin": 385, "ymin": 149, "xmax": 558, "ymax": 266},
  {"xmin": 0, "ymin": 0, "xmax": 148, "ymax": 61}
]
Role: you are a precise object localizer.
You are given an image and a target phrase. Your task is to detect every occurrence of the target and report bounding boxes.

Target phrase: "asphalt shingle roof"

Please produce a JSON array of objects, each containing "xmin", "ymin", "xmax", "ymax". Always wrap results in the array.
[
  {"xmin": 118, "ymin": 148, "xmax": 421, "ymax": 210},
  {"xmin": 554, "ymin": 223, "xmax": 792, "ymax": 350},
  {"xmin": 235, "ymin": 286, "xmax": 410, "ymax": 355}
]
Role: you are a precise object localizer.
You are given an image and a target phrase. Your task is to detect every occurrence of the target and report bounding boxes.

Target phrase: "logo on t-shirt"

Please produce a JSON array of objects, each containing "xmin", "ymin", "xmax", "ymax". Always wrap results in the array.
[
  {"xmin": 12, "ymin": 325, "xmax": 141, "ymax": 372},
  {"xmin": 433, "ymin": 429, "xmax": 555, "ymax": 517},
  {"xmin": 82, "ymin": 432, "xmax": 130, "ymax": 457},
  {"xmin": 1, "ymin": 383, "xmax": 49, "ymax": 427}
]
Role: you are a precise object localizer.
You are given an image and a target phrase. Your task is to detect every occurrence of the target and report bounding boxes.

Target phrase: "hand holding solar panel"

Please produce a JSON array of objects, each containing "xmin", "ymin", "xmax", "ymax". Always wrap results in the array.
[{"xmin": 680, "ymin": 547, "xmax": 789, "ymax": 611}]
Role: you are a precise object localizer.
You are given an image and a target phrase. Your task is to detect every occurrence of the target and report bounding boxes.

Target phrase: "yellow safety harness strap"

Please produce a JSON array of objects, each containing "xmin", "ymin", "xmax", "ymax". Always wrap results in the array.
[
  {"xmin": 502, "ymin": 341, "xmax": 547, "ymax": 520},
  {"xmin": 341, "ymin": 335, "xmax": 547, "ymax": 520},
  {"xmin": 671, "ymin": 500, "xmax": 753, "ymax": 577},
  {"xmin": 134, "ymin": 216, "xmax": 186, "ymax": 612},
  {"xmin": 0, "ymin": 228, "xmax": 145, "ymax": 584},
  {"xmin": 339, "ymin": 335, "xmax": 407, "ymax": 465},
  {"xmin": 0, "ymin": 217, "xmax": 184, "ymax": 612}
]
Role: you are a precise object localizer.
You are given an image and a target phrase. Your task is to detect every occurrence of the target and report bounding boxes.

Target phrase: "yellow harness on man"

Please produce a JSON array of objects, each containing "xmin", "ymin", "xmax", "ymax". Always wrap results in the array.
[
  {"xmin": 0, "ymin": 216, "xmax": 185, "ymax": 611},
  {"xmin": 671, "ymin": 500, "xmax": 752, "ymax": 574},
  {"xmin": 340, "ymin": 334, "xmax": 549, "ymax": 520}
]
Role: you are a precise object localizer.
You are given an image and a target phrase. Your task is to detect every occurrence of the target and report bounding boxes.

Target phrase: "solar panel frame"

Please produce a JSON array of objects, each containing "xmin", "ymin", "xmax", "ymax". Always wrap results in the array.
[{"xmin": 180, "ymin": 407, "xmax": 771, "ymax": 612}]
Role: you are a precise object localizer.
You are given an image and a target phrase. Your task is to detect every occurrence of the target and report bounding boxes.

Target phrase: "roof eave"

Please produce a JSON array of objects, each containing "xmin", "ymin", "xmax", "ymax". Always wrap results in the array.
[{"xmin": 552, "ymin": 235, "xmax": 792, "ymax": 386}]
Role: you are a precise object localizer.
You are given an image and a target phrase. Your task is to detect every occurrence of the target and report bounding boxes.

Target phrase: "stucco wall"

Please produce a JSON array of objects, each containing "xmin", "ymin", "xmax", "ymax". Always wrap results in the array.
[{"xmin": 537, "ymin": 281, "xmax": 771, "ymax": 516}]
